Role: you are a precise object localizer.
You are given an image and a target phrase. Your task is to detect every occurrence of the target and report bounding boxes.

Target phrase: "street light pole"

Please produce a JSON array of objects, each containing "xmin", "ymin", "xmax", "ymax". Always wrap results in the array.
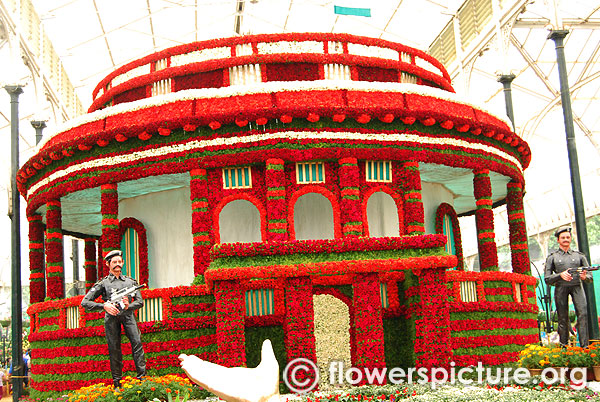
[
  {"xmin": 497, "ymin": 73, "xmax": 516, "ymax": 131},
  {"xmin": 5, "ymin": 84, "xmax": 25, "ymax": 402},
  {"xmin": 548, "ymin": 29, "xmax": 600, "ymax": 341}
]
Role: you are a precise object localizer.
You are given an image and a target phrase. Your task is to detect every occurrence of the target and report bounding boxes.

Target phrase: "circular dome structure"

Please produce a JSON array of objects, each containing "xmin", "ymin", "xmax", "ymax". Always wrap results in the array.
[{"xmin": 22, "ymin": 33, "xmax": 537, "ymax": 396}]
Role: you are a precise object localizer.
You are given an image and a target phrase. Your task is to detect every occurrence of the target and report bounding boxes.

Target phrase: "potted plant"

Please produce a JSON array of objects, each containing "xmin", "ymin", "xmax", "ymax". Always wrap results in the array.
[
  {"xmin": 566, "ymin": 346, "xmax": 592, "ymax": 384},
  {"xmin": 587, "ymin": 343, "xmax": 600, "ymax": 380},
  {"xmin": 517, "ymin": 344, "xmax": 550, "ymax": 376},
  {"xmin": 546, "ymin": 346, "xmax": 569, "ymax": 382}
]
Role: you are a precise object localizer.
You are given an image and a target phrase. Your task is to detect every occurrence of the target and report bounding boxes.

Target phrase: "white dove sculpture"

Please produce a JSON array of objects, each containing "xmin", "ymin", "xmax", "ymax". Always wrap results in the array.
[{"xmin": 178, "ymin": 339, "xmax": 280, "ymax": 402}]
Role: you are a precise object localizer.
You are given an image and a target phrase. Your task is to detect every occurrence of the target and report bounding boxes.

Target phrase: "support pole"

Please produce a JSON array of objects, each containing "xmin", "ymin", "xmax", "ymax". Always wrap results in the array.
[
  {"xmin": 30, "ymin": 120, "xmax": 46, "ymax": 145},
  {"xmin": 548, "ymin": 29, "xmax": 599, "ymax": 341},
  {"xmin": 5, "ymin": 85, "xmax": 24, "ymax": 402},
  {"xmin": 497, "ymin": 73, "xmax": 516, "ymax": 131}
]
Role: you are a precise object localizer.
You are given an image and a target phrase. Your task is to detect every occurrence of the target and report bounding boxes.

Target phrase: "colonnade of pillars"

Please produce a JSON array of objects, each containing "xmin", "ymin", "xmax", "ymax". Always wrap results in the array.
[{"xmin": 27, "ymin": 161, "xmax": 530, "ymax": 303}]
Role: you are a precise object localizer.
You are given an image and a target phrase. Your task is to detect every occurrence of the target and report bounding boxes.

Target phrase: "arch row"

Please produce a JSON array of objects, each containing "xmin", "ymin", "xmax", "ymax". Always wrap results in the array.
[{"xmin": 215, "ymin": 184, "xmax": 405, "ymax": 243}]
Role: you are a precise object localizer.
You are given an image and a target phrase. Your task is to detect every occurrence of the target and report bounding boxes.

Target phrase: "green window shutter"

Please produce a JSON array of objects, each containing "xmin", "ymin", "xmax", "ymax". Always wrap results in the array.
[{"xmin": 380, "ymin": 283, "xmax": 389, "ymax": 308}]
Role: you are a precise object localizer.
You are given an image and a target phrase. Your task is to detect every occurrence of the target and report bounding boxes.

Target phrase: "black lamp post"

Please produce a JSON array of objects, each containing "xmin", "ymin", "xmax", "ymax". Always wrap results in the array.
[
  {"xmin": 548, "ymin": 29, "xmax": 600, "ymax": 341},
  {"xmin": 5, "ymin": 84, "xmax": 25, "ymax": 402}
]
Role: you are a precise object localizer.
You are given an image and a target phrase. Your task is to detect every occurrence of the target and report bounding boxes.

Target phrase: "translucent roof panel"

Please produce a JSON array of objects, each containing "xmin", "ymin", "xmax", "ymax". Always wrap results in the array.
[{"xmin": 0, "ymin": 0, "xmax": 599, "ymax": 273}]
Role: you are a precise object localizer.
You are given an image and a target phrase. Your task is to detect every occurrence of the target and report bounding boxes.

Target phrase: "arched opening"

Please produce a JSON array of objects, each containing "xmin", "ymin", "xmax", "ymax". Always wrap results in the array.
[
  {"xmin": 118, "ymin": 217, "xmax": 149, "ymax": 285},
  {"xmin": 435, "ymin": 203, "xmax": 464, "ymax": 270},
  {"xmin": 366, "ymin": 191, "xmax": 400, "ymax": 237},
  {"xmin": 218, "ymin": 199, "xmax": 262, "ymax": 243},
  {"xmin": 121, "ymin": 227, "xmax": 140, "ymax": 280},
  {"xmin": 313, "ymin": 293, "xmax": 351, "ymax": 390},
  {"xmin": 293, "ymin": 193, "xmax": 335, "ymax": 240}
]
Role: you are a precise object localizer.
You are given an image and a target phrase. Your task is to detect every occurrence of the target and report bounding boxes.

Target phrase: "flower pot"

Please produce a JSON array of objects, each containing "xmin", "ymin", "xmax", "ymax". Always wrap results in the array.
[
  {"xmin": 593, "ymin": 366, "xmax": 600, "ymax": 381},
  {"xmin": 528, "ymin": 368, "xmax": 543, "ymax": 376}
]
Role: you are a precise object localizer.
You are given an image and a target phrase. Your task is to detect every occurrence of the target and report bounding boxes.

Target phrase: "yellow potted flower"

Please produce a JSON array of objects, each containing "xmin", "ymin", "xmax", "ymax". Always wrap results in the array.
[{"xmin": 517, "ymin": 344, "xmax": 550, "ymax": 376}]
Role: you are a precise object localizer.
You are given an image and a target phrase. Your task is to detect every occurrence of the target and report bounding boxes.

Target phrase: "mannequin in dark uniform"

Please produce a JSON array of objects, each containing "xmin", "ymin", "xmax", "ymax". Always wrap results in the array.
[
  {"xmin": 81, "ymin": 250, "xmax": 147, "ymax": 388},
  {"xmin": 544, "ymin": 227, "xmax": 593, "ymax": 347}
]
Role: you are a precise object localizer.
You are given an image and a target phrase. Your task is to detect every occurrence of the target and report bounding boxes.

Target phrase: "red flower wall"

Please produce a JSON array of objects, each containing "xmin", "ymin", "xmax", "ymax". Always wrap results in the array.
[
  {"xmin": 401, "ymin": 161, "xmax": 425, "ymax": 235},
  {"xmin": 284, "ymin": 276, "xmax": 317, "ymax": 392},
  {"xmin": 507, "ymin": 181, "xmax": 530, "ymax": 274},
  {"xmin": 45, "ymin": 200, "xmax": 64, "ymax": 299},
  {"xmin": 339, "ymin": 157, "xmax": 363, "ymax": 237},
  {"xmin": 190, "ymin": 168, "xmax": 212, "ymax": 276},
  {"xmin": 214, "ymin": 280, "xmax": 245, "ymax": 367},
  {"xmin": 100, "ymin": 184, "xmax": 119, "ymax": 267},
  {"xmin": 353, "ymin": 273, "xmax": 385, "ymax": 384},
  {"xmin": 266, "ymin": 158, "xmax": 289, "ymax": 242},
  {"xmin": 473, "ymin": 170, "xmax": 498, "ymax": 271},
  {"xmin": 29, "ymin": 213, "xmax": 46, "ymax": 303}
]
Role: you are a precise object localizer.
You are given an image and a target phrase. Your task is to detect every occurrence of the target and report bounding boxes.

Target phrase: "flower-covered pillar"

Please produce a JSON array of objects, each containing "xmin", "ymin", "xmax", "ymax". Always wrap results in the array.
[
  {"xmin": 339, "ymin": 157, "xmax": 363, "ymax": 237},
  {"xmin": 473, "ymin": 169, "xmax": 498, "ymax": 271},
  {"xmin": 84, "ymin": 239, "xmax": 97, "ymax": 290},
  {"xmin": 401, "ymin": 161, "xmax": 425, "ymax": 235},
  {"xmin": 265, "ymin": 159, "xmax": 288, "ymax": 241},
  {"xmin": 214, "ymin": 280, "xmax": 246, "ymax": 366},
  {"xmin": 414, "ymin": 268, "xmax": 451, "ymax": 369},
  {"xmin": 285, "ymin": 276, "xmax": 317, "ymax": 392},
  {"xmin": 28, "ymin": 213, "xmax": 45, "ymax": 303},
  {"xmin": 190, "ymin": 169, "xmax": 211, "ymax": 276},
  {"xmin": 352, "ymin": 273, "xmax": 385, "ymax": 383},
  {"xmin": 507, "ymin": 181, "xmax": 530, "ymax": 274},
  {"xmin": 45, "ymin": 200, "xmax": 64, "ymax": 299},
  {"xmin": 101, "ymin": 184, "xmax": 120, "ymax": 269}
]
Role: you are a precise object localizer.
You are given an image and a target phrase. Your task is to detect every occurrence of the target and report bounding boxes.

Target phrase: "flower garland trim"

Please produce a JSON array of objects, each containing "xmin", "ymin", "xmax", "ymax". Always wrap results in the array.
[
  {"xmin": 204, "ymin": 255, "xmax": 457, "ymax": 288},
  {"xmin": 90, "ymin": 32, "xmax": 451, "ymax": 99},
  {"xmin": 26, "ymin": 129, "xmax": 524, "ymax": 202},
  {"xmin": 36, "ymin": 81, "xmax": 514, "ymax": 153},
  {"xmin": 211, "ymin": 234, "xmax": 447, "ymax": 258}
]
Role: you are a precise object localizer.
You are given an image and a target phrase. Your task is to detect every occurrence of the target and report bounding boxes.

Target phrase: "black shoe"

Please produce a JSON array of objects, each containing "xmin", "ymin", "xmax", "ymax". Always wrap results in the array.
[{"xmin": 113, "ymin": 379, "xmax": 121, "ymax": 389}]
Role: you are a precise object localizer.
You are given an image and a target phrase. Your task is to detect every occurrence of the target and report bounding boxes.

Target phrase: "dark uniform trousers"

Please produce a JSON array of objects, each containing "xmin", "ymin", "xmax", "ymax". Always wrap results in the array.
[
  {"xmin": 554, "ymin": 285, "xmax": 589, "ymax": 347},
  {"xmin": 105, "ymin": 312, "xmax": 147, "ymax": 383}
]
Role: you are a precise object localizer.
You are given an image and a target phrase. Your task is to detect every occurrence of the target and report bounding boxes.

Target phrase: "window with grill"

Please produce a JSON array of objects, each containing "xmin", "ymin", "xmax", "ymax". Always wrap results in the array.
[
  {"xmin": 138, "ymin": 297, "xmax": 163, "ymax": 323},
  {"xmin": 66, "ymin": 306, "xmax": 80, "ymax": 329},
  {"xmin": 245, "ymin": 289, "xmax": 274, "ymax": 317},
  {"xmin": 151, "ymin": 58, "xmax": 172, "ymax": 96},
  {"xmin": 459, "ymin": 281, "xmax": 478, "ymax": 302},
  {"xmin": 222, "ymin": 166, "xmax": 252, "ymax": 189},
  {"xmin": 366, "ymin": 161, "xmax": 392, "ymax": 182},
  {"xmin": 296, "ymin": 162, "xmax": 325, "ymax": 184}
]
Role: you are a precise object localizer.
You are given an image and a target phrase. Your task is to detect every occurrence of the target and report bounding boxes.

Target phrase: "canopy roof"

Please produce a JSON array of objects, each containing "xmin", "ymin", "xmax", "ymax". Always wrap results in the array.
[{"xmin": 1, "ymin": 0, "xmax": 600, "ymax": 262}]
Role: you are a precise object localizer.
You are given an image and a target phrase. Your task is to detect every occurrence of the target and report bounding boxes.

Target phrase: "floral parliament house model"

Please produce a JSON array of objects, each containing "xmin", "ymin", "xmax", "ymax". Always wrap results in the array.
[{"xmin": 18, "ymin": 32, "xmax": 537, "ymax": 396}]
